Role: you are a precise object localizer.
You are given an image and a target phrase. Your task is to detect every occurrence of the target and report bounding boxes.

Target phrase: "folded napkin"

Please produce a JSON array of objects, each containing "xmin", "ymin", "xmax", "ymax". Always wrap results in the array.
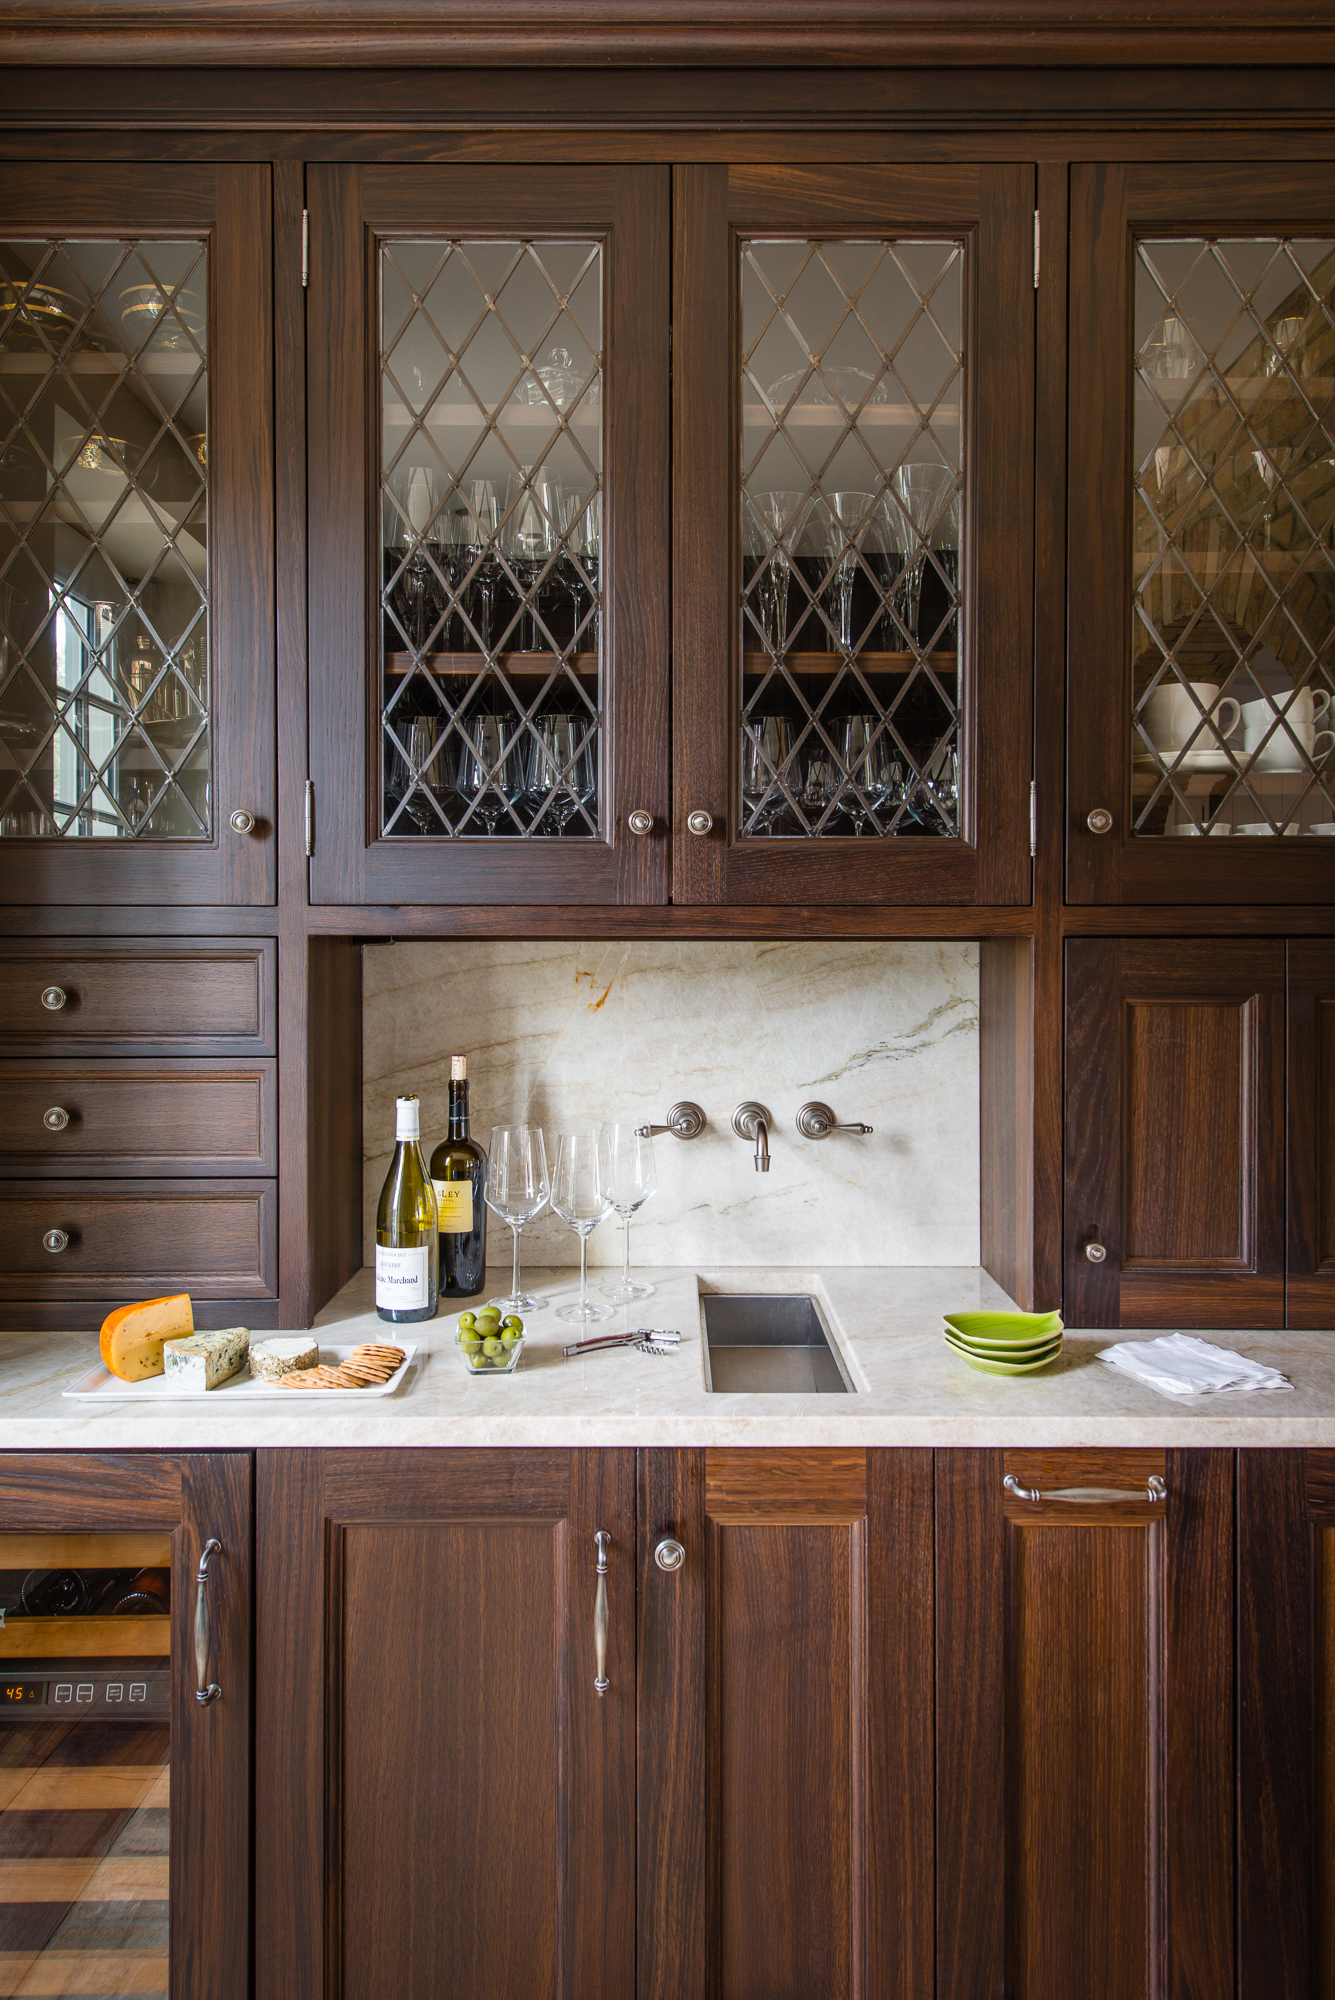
[{"xmin": 1098, "ymin": 1332, "xmax": 1293, "ymax": 1400}]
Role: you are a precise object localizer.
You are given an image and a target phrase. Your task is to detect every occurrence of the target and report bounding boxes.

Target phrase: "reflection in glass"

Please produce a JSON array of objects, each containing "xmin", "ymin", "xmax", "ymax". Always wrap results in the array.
[
  {"xmin": 1131, "ymin": 236, "xmax": 1335, "ymax": 837},
  {"xmin": 739, "ymin": 236, "xmax": 965, "ymax": 838},
  {"xmin": 0, "ymin": 238, "xmax": 210, "ymax": 839},
  {"xmin": 379, "ymin": 240, "xmax": 603, "ymax": 838}
]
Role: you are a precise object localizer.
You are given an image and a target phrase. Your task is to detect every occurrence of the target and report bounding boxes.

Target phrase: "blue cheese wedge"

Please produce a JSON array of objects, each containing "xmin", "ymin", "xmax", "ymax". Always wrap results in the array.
[{"xmin": 162, "ymin": 1326, "xmax": 250, "ymax": 1391}]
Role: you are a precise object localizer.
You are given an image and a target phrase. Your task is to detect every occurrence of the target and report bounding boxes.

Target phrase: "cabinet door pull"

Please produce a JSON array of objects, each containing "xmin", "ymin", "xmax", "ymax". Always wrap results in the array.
[
  {"xmin": 228, "ymin": 809, "xmax": 256, "ymax": 834},
  {"xmin": 42, "ymin": 1228, "xmax": 69, "ymax": 1253},
  {"xmin": 194, "ymin": 1538, "xmax": 223, "ymax": 1705},
  {"xmin": 685, "ymin": 810, "xmax": 713, "ymax": 836},
  {"xmin": 627, "ymin": 809, "xmax": 654, "ymax": 835},
  {"xmin": 1086, "ymin": 807, "xmax": 1114, "ymax": 835},
  {"xmin": 1085, "ymin": 1239, "xmax": 1108, "ymax": 1263},
  {"xmin": 593, "ymin": 1530, "xmax": 610, "ymax": 1695},
  {"xmin": 40, "ymin": 985, "xmax": 67, "ymax": 1011},
  {"xmin": 1004, "ymin": 1472, "xmax": 1166, "ymax": 1506},
  {"xmin": 43, "ymin": 1106, "xmax": 70, "ymax": 1132},
  {"xmin": 654, "ymin": 1536, "xmax": 686, "ymax": 1573}
]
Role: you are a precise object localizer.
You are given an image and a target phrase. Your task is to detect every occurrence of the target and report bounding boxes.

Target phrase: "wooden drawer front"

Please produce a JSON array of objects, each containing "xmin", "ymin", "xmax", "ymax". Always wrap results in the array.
[
  {"xmin": 0, "ymin": 1062, "xmax": 276, "ymax": 1176},
  {"xmin": 0, "ymin": 1181, "xmax": 277, "ymax": 1298},
  {"xmin": 0, "ymin": 942, "xmax": 276, "ymax": 1054}
]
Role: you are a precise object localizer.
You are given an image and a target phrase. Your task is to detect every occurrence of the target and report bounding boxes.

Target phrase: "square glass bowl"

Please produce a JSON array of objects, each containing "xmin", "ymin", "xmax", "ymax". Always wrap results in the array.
[{"xmin": 457, "ymin": 1331, "xmax": 525, "ymax": 1375}]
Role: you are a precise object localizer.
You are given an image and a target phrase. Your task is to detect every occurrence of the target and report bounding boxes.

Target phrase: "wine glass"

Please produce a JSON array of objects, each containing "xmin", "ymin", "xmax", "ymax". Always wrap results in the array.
[
  {"xmin": 457, "ymin": 709, "xmax": 521, "ymax": 834},
  {"xmin": 891, "ymin": 465, "xmax": 956, "ymax": 644},
  {"xmin": 505, "ymin": 468, "xmax": 562, "ymax": 651},
  {"xmin": 402, "ymin": 714, "xmax": 446, "ymax": 832},
  {"xmin": 485, "ymin": 1124, "xmax": 550, "ymax": 1313},
  {"xmin": 839, "ymin": 714, "xmax": 895, "ymax": 835},
  {"xmin": 741, "ymin": 714, "xmax": 795, "ymax": 834},
  {"xmin": 527, "ymin": 713, "xmax": 596, "ymax": 834},
  {"xmin": 600, "ymin": 1122, "xmax": 657, "ymax": 1303},
  {"xmin": 823, "ymin": 491, "xmax": 874, "ymax": 654},
  {"xmin": 550, "ymin": 1127, "xmax": 615, "ymax": 1324},
  {"xmin": 461, "ymin": 480, "xmax": 499, "ymax": 652}
]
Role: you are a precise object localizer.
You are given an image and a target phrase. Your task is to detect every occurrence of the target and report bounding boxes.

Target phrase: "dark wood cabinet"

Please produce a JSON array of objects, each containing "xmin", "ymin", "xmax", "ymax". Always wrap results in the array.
[
  {"xmin": 256, "ymin": 1447, "xmax": 636, "ymax": 2000},
  {"xmin": 0, "ymin": 1449, "xmax": 253, "ymax": 2000},
  {"xmin": 637, "ymin": 1447, "xmax": 934, "ymax": 2000},
  {"xmin": 1065, "ymin": 936, "xmax": 1287, "ymax": 1327},
  {"xmin": 938, "ymin": 1448, "xmax": 1234, "ymax": 2000},
  {"xmin": 1289, "ymin": 941, "xmax": 1335, "ymax": 1326}
]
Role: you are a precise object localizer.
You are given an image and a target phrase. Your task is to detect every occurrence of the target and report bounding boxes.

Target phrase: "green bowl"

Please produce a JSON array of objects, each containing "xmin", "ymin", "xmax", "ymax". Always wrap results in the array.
[
  {"xmin": 942, "ymin": 1328, "xmax": 1064, "ymax": 1358},
  {"xmin": 944, "ymin": 1309, "xmax": 1064, "ymax": 1346},
  {"xmin": 944, "ymin": 1335, "xmax": 1063, "ymax": 1376}
]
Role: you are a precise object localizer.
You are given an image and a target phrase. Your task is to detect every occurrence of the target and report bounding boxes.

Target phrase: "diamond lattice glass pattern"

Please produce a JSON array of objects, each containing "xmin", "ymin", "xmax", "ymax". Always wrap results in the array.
[
  {"xmin": 379, "ymin": 240, "xmax": 603, "ymax": 838},
  {"xmin": 0, "ymin": 239, "xmax": 209, "ymax": 839},
  {"xmin": 739, "ymin": 238, "xmax": 965, "ymax": 838},
  {"xmin": 1132, "ymin": 238, "xmax": 1335, "ymax": 838}
]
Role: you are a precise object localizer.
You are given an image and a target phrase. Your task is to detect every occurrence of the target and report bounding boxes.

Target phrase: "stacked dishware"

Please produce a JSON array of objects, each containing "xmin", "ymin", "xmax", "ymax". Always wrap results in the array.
[{"xmin": 942, "ymin": 1309, "xmax": 1064, "ymax": 1375}]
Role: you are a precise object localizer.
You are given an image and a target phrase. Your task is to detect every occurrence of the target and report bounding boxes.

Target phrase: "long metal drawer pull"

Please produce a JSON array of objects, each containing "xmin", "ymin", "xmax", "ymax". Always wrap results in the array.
[
  {"xmin": 1003, "ymin": 1473, "xmax": 1166, "ymax": 1506},
  {"xmin": 593, "ymin": 1531, "xmax": 610, "ymax": 1696},
  {"xmin": 194, "ymin": 1539, "xmax": 223, "ymax": 1705}
]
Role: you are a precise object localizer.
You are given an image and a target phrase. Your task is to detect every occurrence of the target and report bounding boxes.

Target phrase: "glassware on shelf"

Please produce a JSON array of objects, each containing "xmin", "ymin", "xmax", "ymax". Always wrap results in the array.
[
  {"xmin": 891, "ymin": 464, "xmax": 958, "ymax": 644},
  {"xmin": 460, "ymin": 479, "xmax": 500, "ymax": 652},
  {"xmin": 822, "ymin": 492, "xmax": 875, "ymax": 654},
  {"xmin": 839, "ymin": 714, "xmax": 897, "ymax": 834},
  {"xmin": 505, "ymin": 469, "xmax": 562, "ymax": 652},
  {"xmin": 599, "ymin": 1122, "xmax": 658, "ymax": 1304},
  {"xmin": 744, "ymin": 490, "xmax": 808, "ymax": 656},
  {"xmin": 550, "ymin": 1126, "xmax": 615, "ymax": 1325},
  {"xmin": 741, "ymin": 714, "xmax": 796, "ymax": 833},
  {"xmin": 400, "ymin": 716, "xmax": 448, "ymax": 832},
  {"xmin": 456, "ymin": 709, "xmax": 522, "ymax": 834},
  {"xmin": 485, "ymin": 1123, "xmax": 551, "ymax": 1313},
  {"xmin": 527, "ymin": 712, "xmax": 596, "ymax": 834}
]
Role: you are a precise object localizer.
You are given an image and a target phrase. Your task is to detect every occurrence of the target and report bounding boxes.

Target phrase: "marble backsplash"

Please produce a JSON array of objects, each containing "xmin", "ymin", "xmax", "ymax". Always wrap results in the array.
[{"xmin": 362, "ymin": 939, "xmax": 980, "ymax": 1269}]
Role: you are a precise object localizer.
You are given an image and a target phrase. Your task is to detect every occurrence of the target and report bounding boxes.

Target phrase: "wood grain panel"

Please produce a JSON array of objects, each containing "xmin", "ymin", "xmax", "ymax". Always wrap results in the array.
[
  {"xmin": 705, "ymin": 1447, "xmax": 867, "ymax": 1517},
  {"xmin": 0, "ymin": 1456, "xmax": 181, "ymax": 1524},
  {"xmin": 340, "ymin": 1519, "xmax": 561, "ymax": 1999},
  {"xmin": 1319, "ymin": 1526, "xmax": 1335, "ymax": 2000},
  {"xmin": 0, "ymin": 941, "xmax": 275, "ymax": 1053},
  {"xmin": 980, "ymin": 935, "xmax": 1037, "ymax": 1311},
  {"xmin": 1010, "ymin": 1523, "xmax": 1155, "ymax": 2000},
  {"xmin": 1289, "ymin": 943, "xmax": 1335, "ymax": 1326},
  {"xmin": 0, "ymin": 1060, "xmax": 276, "ymax": 1175},
  {"xmin": 1125, "ymin": 1000, "xmax": 1249, "ymax": 1267},
  {"xmin": 0, "ymin": 1180, "xmax": 277, "ymax": 1297}
]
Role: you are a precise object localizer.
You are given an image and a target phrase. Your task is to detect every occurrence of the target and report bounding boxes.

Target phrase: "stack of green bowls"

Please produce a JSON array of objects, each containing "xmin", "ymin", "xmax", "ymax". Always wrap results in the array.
[{"xmin": 942, "ymin": 1309, "xmax": 1064, "ymax": 1375}]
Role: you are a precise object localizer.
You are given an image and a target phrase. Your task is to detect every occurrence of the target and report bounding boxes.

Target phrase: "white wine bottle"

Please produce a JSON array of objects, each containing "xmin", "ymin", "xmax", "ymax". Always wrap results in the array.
[{"xmin": 375, "ymin": 1095, "xmax": 439, "ymax": 1324}]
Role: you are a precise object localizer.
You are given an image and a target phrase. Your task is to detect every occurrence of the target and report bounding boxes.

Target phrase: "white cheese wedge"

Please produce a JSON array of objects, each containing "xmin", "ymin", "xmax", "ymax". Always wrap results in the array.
[
  {"xmin": 248, "ymin": 1336, "xmax": 319, "ymax": 1382},
  {"xmin": 162, "ymin": 1326, "xmax": 250, "ymax": 1391}
]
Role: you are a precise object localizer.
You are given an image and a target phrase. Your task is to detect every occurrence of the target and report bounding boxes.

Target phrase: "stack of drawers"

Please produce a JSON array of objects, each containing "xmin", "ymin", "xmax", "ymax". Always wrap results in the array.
[{"xmin": 0, "ymin": 939, "xmax": 280, "ymax": 1331}]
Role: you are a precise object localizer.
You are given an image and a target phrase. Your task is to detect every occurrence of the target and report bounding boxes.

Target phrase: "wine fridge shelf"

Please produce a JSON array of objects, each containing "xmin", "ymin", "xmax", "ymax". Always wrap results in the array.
[{"xmin": 0, "ymin": 1617, "xmax": 171, "ymax": 1659}]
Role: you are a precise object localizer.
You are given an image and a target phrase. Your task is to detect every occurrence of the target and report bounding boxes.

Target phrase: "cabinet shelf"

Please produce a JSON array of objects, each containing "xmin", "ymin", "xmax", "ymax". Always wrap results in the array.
[
  {"xmin": 744, "ymin": 649, "xmax": 958, "ymax": 678},
  {"xmin": 0, "ymin": 1616, "xmax": 170, "ymax": 1658},
  {"xmin": 384, "ymin": 649, "xmax": 598, "ymax": 682}
]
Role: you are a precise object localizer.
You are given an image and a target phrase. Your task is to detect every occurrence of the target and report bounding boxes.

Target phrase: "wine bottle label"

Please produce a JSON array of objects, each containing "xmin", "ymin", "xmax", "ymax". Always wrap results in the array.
[
  {"xmin": 433, "ymin": 1180, "xmax": 474, "ymax": 1234},
  {"xmin": 375, "ymin": 1244, "xmax": 429, "ymax": 1309}
]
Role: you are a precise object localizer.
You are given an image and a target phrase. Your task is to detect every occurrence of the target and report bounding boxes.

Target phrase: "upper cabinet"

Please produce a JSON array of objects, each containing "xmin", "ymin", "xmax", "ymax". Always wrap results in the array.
[
  {"xmin": 674, "ymin": 163, "xmax": 1035, "ymax": 906},
  {"xmin": 1068, "ymin": 162, "xmax": 1335, "ymax": 904},
  {"xmin": 0, "ymin": 165, "xmax": 275, "ymax": 906},
  {"xmin": 306, "ymin": 163, "xmax": 670, "ymax": 906}
]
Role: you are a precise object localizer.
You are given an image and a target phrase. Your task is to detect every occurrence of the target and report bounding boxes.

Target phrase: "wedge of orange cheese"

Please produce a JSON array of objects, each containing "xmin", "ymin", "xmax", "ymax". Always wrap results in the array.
[{"xmin": 100, "ymin": 1294, "xmax": 194, "ymax": 1382}]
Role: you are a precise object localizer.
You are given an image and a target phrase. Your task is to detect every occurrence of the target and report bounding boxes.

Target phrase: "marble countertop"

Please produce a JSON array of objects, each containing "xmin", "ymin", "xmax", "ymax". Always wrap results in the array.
[{"xmin": 2, "ymin": 1265, "xmax": 1334, "ymax": 1448}]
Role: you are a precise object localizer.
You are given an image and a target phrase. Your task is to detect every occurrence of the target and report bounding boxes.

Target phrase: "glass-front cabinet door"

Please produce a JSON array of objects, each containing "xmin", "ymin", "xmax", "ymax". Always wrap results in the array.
[
  {"xmin": 1069, "ymin": 163, "xmax": 1335, "ymax": 903},
  {"xmin": 306, "ymin": 165, "xmax": 669, "ymax": 905},
  {"xmin": 0, "ymin": 166, "xmax": 275, "ymax": 905},
  {"xmin": 673, "ymin": 165, "xmax": 1034, "ymax": 905}
]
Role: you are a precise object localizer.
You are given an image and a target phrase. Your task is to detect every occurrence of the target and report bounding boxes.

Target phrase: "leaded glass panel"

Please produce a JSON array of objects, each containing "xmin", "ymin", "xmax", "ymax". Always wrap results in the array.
[
  {"xmin": 739, "ymin": 237, "xmax": 965, "ymax": 837},
  {"xmin": 1132, "ymin": 236, "xmax": 1335, "ymax": 837},
  {"xmin": 378, "ymin": 239, "xmax": 603, "ymax": 838},
  {"xmin": 0, "ymin": 239, "xmax": 209, "ymax": 839}
]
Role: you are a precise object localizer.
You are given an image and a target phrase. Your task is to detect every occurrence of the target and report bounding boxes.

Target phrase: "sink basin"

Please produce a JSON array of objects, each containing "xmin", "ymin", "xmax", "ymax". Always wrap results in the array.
[{"xmin": 702, "ymin": 1294, "xmax": 854, "ymax": 1394}]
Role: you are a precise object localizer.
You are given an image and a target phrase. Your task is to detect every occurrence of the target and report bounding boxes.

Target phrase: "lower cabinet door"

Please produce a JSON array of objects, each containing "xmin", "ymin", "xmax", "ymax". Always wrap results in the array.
[
  {"xmin": 937, "ymin": 1449, "xmax": 1234, "ymax": 2000},
  {"xmin": 637, "ymin": 1448, "xmax": 935, "ymax": 2000},
  {"xmin": 255, "ymin": 1448, "xmax": 635, "ymax": 2000},
  {"xmin": 0, "ymin": 1451, "xmax": 253, "ymax": 2000}
]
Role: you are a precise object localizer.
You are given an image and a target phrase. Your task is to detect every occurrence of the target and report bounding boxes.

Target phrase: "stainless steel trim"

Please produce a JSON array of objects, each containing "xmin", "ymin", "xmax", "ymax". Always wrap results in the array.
[
  {"xmin": 654, "ymin": 1536, "xmax": 685, "ymax": 1574},
  {"xmin": 1004, "ymin": 1472, "xmax": 1166, "ymax": 1506},
  {"xmin": 194, "ymin": 1538, "xmax": 223, "ymax": 1706},
  {"xmin": 593, "ymin": 1530, "xmax": 610, "ymax": 1694}
]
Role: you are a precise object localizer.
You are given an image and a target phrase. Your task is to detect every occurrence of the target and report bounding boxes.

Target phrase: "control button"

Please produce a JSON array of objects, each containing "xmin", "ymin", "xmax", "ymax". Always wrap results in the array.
[
  {"xmin": 76, "ymin": 1684, "xmax": 93, "ymax": 1703},
  {"xmin": 54, "ymin": 1684, "xmax": 72, "ymax": 1703},
  {"xmin": 129, "ymin": 1682, "xmax": 147, "ymax": 1703},
  {"xmin": 105, "ymin": 1683, "xmax": 123, "ymax": 1703}
]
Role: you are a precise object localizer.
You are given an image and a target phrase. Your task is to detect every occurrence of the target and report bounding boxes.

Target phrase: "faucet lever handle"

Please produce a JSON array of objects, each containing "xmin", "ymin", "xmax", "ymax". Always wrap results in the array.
[
  {"xmin": 797, "ymin": 1101, "xmax": 874, "ymax": 1141},
  {"xmin": 634, "ymin": 1101, "xmax": 706, "ymax": 1142}
]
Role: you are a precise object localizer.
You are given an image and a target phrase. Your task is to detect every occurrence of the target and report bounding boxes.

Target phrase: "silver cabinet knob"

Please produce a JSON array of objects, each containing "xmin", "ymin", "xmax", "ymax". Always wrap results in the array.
[
  {"xmin": 40, "ymin": 985, "xmax": 67, "ymax": 1011},
  {"xmin": 685, "ymin": 810, "xmax": 713, "ymax": 837},
  {"xmin": 627, "ymin": 809, "xmax": 654, "ymax": 836},
  {"xmin": 43, "ymin": 1106, "xmax": 70, "ymax": 1132},
  {"xmin": 654, "ymin": 1537, "xmax": 686, "ymax": 1574},
  {"xmin": 229, "ymin": 809, "xmax": 256, "ymax": 834},
  {"xmin": 1086, "ymin": 807, "xmax": 1114, "ymax": 835},
  {"xmin": 1085, "ymin": 1240, "xmax": 1108, "ymax": 1264},
  {"xmin": 43, "ymin": 1228, "xmax": 69, "ymax": 1253}
]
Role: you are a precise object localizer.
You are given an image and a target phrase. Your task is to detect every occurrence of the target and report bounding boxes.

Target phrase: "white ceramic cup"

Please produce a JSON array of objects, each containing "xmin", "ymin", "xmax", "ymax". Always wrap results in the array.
[
  {"xmin": 1236, "ymin": 822, "xmax": 1300, "ymax": 836},
  {"xmin": 1240, "ymin": 689, "xmax": 1334, "ymax": 773},
  {"xmin": 1144, "ymin": 679, "xmax": 1241, "ymax": 755},
  {"xmin": 1311, "ymin": 822, "xmax": 1335, "ymax": 836}
]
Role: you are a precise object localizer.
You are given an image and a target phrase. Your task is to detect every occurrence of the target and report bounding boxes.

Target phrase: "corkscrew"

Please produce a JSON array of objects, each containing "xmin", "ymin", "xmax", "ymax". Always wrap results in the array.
[{"xmin": 562, "ymin": 1329, "xmax": 682, "ymax": 1360}]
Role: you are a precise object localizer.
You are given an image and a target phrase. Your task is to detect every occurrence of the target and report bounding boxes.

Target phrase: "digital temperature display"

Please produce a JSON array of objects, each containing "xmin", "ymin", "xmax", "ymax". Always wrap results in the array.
[{"xmin": 2, "ymin": 1681, "xmax": 43, "ymax": 1704}]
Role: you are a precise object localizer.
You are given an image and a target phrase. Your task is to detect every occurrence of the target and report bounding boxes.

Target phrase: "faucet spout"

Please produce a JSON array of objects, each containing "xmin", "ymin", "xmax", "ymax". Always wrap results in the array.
[
  {"xmin": 754, "ymin": 1116, "xmax": 769, "ymax": 1173},
  {"xmin": 731, "ymin": 1102, "xmax": 773, "ymax": 1174}
]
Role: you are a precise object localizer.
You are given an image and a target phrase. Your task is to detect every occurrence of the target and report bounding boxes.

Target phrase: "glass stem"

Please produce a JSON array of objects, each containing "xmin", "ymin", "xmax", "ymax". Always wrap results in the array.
[
  {"xmin": 510, "ymin": 1221, "xmax": 522, "ymax": 1303},
  {"xmin": 621, "ymin": 1211, "xmax": 632, "ymax": 1290},
  {"xmin": 578, "ymin": 1227, "xmax": 590, "ymax": 1313}
]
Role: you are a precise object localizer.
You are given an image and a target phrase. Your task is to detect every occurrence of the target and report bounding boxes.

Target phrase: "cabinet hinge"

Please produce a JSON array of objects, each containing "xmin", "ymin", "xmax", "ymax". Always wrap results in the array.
[
  {"xmin": 1033, "ymin": 210, "xmax": 1040, "ymax": 290},
  {"xmin": 301, "ymin": 209, "xmax": 309, "ymax": 289},
  {"xmin": 304, "ymin": 779, "xmax": 315, "ymax": 857},
  {"xmin": 1029, "ymin": 780, "xmax": 1037, "ymax": 858}
]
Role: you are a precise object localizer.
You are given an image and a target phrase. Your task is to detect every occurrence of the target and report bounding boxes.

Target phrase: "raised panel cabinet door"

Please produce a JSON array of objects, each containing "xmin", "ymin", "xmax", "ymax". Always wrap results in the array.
[
  {"xmin": 1289, "ymin": 942, "xmax": 1335, "ymax": 1326},
  {"xmin": 1068, "ymin": 161, "xmax": 1335, "ymax": 905},
  {"xmin": 637, "ymin": 1448, "xmax": 934, "ymax": 2000},
  {"xmin": 306, "ymin": 163, "xmax": 669, "ymax": 906},
  {"xmin": 937, "ymin": 1449, "xmax": 1233, "ymax": 2000},
  {"xmin": 1065, "ymin": 937, "xmax": 1285, "ymax": 1327},
  {"xmin": 255, "ymin": 1448, "xmax": 635, "ymax": 2000},
  {"xmin": 673, "ymin": 163, "xmax": 1034, "ymax": 906},
  {"xmin": 0, "ymin": 1451, "xmax": 253, "ymax": 2000},
  {"xmin": 0, "ymin": 164, "xmax": 275, "ymax": 905}
]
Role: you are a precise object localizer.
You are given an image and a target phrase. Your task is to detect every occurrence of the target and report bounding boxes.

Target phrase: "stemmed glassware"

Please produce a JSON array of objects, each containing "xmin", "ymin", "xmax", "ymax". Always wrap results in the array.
[
  {"xmin": 505, "ymin": 469, "xmax": 561, "ymax": 651},
  {"xmin": 840, "ymin": 714, "xmax": 897, "ymax": 834},
  {"xmin": 457, "ymin": 710, "xmax": 521, "ymax": 834},
  {"xmin": 743, "ymin": 490, "xmax": 807, "ymax": 656},
  {"xmin": 550, "ymin": 1126, "xmax": 615, "ymax": 1324},
  {"xmin": 892, "ymin": 465, "xmax": 956, "ymax": 645},
  {"xmin": 485, "ymin": 1124, "xmax": 550, "ymax": 1313},
  {"xmin": 402, "ymin": 714, "xmax": 446, "ymax": 831},
  {"xmin": 461, "ymin": 480, "xmax": 499, "ymax": 652},
  {"xmin": 824, "ymin": 491, "xmax": 874, "ymax": 654},
  {"xmin": 527, "ymin": 713, "xmax": 596, "ymax": 834},
  {"xmin": 741, "ymin": 714, "xmax": 795, "ymax": 833},
  {"xmin": 600, "ymin": 1123, "xmax": 657, "ymax": 1303}
]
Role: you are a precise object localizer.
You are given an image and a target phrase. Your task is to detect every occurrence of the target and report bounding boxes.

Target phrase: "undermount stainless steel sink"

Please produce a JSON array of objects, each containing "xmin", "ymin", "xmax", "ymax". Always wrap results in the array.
[{"xmin": 702, "ymin": 1294, "xmax": 855, "ymax": 1394}]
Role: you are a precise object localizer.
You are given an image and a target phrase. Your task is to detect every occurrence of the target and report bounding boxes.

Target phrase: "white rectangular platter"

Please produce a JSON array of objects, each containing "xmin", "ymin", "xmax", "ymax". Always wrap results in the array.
[{"xmin": 62, "ymin": 1343, "xmax": 418, "ymax": 1402}]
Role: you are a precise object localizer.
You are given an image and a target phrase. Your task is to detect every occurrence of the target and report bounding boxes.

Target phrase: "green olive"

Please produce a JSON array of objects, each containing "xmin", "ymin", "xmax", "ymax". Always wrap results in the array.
[
  {"xmin": 457, "ymin": 1311, "xmax": 477, "ymax": 1330},
  {"xmin": 469, "ymin": 1351, "xmax": 488, "ymax": 1370},
  {"xmin": 476, "ymin": 1309, "xmax": 502, "ymax": 1327},
  {"xmin": 500, "ymin": 1329, "xmax": 521, "ymax": 1348},
  {"xmin": 502, "ymin": 1315, "xmax": 524, "ymax": 1333},
  {"xmin": 483, "ymin": 1335, "xmax": 504, "ymax": 1357},
  {"xmin": 459, "ymin": 1333, "xmax": 482, "ymax": 1352}
]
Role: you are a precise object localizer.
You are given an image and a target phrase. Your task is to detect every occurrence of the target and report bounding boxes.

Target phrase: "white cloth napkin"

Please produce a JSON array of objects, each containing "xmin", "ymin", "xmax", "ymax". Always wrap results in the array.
[{"xmin": 1098, "ymin": 1332, "xmax": 1293, "ymax": 1399}]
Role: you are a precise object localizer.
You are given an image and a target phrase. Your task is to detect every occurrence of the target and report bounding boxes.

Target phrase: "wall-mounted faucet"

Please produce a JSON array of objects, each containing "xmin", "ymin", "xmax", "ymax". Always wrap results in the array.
[
  {"xmin": 634, "ymin": 1101, "xmax": 706, "ymax": 1141},
  {"xmin": 731, "ymin": 1101, "xmax": 771, "ymax": 1172},
  {"xmin": 796, "ymin": 1101, "xmax": 874, "ymax": 1140}
]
